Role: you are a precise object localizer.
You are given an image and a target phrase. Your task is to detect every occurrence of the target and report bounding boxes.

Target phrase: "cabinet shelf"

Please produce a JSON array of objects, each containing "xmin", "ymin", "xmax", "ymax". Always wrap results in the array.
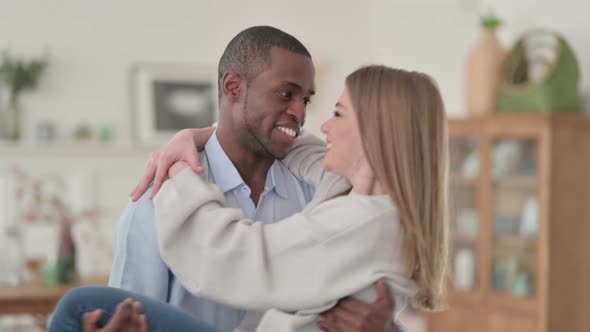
[
  {"xmin": 492, "ymin": 176, "xmax": 538, "ymax": 191},
  {"xmin": 0, "ymin": 141, "xmax": 152, "ymax": 158},
  {"xmin": 453, "ymin": 233, "xmax": 479, "ymax": 244},
  {"xmin": 493, "ymin": 236, "xmax": 537, "ymax": 247}
]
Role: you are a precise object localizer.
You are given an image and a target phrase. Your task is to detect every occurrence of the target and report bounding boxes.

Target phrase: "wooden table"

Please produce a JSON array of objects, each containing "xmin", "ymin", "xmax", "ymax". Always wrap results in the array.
[{"xmin": 0, "ymin": 276, "xmax": 108, "ymax": 329}]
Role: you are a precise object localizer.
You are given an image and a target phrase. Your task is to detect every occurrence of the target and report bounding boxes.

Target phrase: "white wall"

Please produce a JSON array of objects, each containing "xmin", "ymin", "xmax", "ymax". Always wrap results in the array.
[{"xmin": 372, "ymin": 0, "xmax": 479, "ymax": 116}]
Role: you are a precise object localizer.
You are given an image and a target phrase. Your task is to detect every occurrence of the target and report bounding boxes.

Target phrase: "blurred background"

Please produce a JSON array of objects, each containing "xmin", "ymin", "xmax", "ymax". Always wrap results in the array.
[{"xmin": 1, "ymin": 0, "xmax": 589, "ymax": 331}]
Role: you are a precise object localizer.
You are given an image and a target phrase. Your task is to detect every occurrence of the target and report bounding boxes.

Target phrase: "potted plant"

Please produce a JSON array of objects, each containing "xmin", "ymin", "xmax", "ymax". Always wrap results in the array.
[{"xmin": 0, "ymin": 51, "xmax": 49, "ymax": 140}]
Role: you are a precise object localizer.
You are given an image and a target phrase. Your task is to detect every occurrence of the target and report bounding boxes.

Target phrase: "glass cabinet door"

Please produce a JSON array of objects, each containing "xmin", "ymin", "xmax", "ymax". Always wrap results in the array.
[
  {"xmin": 449, "ymin": 137, "xmax": 480, "ymax": 292},
  {"xmin": 490, "ymin": 139, "xmax": 538, "ymax": 298}
]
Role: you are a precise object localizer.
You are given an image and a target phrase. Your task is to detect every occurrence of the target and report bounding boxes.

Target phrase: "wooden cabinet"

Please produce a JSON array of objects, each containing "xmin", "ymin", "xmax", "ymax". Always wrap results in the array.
[
  {"xmin": 428, "ymin": 114, "xmax": 590, "ymax": 332},
  {"xmin": 428, "ymin": 306, "xmax": 486, "ymax": 332},
  {"xmin": 488, "ymin": 312, "xmax": 536, "ymax": 332}
]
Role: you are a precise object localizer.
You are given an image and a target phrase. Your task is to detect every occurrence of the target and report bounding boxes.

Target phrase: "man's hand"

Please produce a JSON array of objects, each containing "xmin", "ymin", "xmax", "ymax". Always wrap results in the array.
[
  {"xmin": 83, "ymin": 298, "xmax": 149, "ymax": 332},
  {"xmin": 130, "ymin": 127, "xmax": 215, "ymax": 201},
  {"xmin": 319, "ymin": 280, "xmax": 398, "ymax": 332}
]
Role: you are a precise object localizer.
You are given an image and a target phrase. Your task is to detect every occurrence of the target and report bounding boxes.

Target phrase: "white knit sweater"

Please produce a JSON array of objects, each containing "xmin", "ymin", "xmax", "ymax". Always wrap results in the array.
[{"xmin": 153, "ymin": 133, "xmax": 417, "ymax": 332}]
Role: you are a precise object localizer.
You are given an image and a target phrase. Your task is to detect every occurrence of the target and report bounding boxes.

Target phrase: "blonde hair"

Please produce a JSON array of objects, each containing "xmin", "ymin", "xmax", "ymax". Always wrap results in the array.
[{"xmin": 346, "ymin": 65, "xmax": 449, "ymax": 311}]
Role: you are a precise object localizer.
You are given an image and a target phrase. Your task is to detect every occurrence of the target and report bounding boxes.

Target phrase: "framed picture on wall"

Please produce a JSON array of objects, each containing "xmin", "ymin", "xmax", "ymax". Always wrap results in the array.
[{"xmin": 130, "ymin": 63, "xmax": 218, "ymax": 145}]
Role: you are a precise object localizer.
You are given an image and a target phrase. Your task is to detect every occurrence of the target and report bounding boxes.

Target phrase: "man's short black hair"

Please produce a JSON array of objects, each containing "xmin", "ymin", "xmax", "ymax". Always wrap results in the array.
[{"xmin": 217, "ymin": 26, "xmax": 311, "ymax": 98}]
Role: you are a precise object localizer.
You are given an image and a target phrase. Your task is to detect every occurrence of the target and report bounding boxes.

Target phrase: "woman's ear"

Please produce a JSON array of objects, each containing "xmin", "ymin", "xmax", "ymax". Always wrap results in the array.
[{"xmin": 221, "ymin": 72, "xmax": 243, "ymax": 102}]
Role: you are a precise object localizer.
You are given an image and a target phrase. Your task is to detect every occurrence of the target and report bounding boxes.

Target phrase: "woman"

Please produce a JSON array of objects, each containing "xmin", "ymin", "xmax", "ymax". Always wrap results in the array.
[{"xmin": 49, "ymin": 65, "xmax": 449, "ymax": 332}]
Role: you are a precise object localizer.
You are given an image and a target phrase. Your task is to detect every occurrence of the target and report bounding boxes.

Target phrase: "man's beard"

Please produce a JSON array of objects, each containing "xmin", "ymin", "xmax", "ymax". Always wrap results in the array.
[{"xmin": 242, "ymin": 93, "xmax": 283, "ymax": 160}]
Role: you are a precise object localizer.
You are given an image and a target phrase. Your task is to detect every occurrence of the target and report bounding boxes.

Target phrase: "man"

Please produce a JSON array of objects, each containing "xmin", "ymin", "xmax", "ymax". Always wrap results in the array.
[{"xmin": 105, "ymin": 26, "xmax": 403, "ymax": 332}]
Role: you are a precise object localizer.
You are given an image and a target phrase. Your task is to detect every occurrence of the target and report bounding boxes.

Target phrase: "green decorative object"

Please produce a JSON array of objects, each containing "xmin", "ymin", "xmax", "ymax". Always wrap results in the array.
[
  {"xmin": 498, "ymin": 30, "xmax": 580, "ymax": 113},
  {"xmin": 0, "ymin": 51, "xmax": 49, "ymax": 139},
  {"xmin": 98, "ymin": 125, "xmax": 113, "ymax": 143},
  {"xmin": 481, "ymin": 13, "xmax": 502, "ymax": 30},
  {"xmin": 41, "ymin": 261, "xmax": 59, "ymax": 289}
]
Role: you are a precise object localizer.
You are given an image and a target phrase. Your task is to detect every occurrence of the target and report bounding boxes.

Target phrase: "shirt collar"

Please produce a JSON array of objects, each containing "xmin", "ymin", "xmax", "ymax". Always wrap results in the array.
[
  {"xmin": 204, "ymin": 132, "xmax": 244, "ymax": 193},
  {"xmin": 204, "ymin": 131, "xmax": 289, "ymax": 199}
]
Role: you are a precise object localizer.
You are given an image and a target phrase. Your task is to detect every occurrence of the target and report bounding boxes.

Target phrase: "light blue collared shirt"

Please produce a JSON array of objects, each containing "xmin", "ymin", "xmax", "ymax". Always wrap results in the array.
[{"xmin": 109, "ymin": 132, "xmax": 315, "ymax": 332}]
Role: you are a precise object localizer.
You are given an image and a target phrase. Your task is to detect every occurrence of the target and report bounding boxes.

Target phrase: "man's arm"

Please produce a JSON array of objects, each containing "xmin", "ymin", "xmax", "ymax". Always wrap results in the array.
[
  {"xmin": 109, "ymin": 190, "xmax": 170, "ymax": 301},
  {"xmin": 319, "ymin": 281, "xmax": 407, "ymax": 332}
]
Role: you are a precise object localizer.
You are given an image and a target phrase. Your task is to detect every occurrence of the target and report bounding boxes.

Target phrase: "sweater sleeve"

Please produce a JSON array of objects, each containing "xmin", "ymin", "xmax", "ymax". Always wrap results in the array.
[
  {"xmin": 154, "ymin": 168, "xmax": 408, "ymax": 312},
  {"xmin": 281, "ymin": 130, "xmax": 327, "ymax": 187},
  {"xmin": 282, "ymin": 130, "xmax": 351, "ymax": 199}
]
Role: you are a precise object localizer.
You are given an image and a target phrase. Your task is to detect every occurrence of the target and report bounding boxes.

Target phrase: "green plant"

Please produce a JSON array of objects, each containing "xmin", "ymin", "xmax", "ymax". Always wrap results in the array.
[{"xmin": 0, "ymin": 51, "xmax": 49, "ymax": 105}]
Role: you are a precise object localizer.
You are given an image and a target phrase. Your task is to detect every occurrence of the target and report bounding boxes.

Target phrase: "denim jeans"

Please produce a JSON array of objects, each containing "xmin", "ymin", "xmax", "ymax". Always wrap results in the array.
[{"xmin": 48, "ymin": 286, "xmax": 222, "ymax": 332}]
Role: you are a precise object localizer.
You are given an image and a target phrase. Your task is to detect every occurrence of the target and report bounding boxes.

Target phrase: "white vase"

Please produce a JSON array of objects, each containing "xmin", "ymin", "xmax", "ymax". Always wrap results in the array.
[
  {"xmin": 454, "ymin": 248, "xmax": 475, "ymax": 290},
  {"xmin": 0, "ymin": 225, "xmax": 29, "ymax": 286},
  {"xmin": 0, "ymin": 102, "xmax": 22, "ymax": 140},
  {"xmin": 73, "ymin": 220, "xmax": 113, "ymax": 277},
  {"xmin": 520, "ymin": 197, "xmax": 539, "ymax": 238}
]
